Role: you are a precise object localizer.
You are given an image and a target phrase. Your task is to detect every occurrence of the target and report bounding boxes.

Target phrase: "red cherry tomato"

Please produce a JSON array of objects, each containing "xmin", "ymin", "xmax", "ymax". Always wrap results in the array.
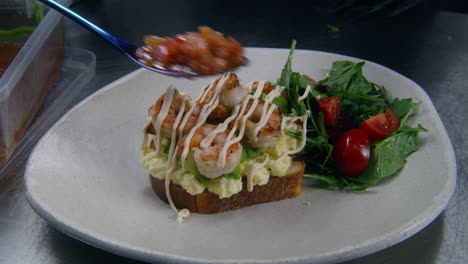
[
  {"xmin": 360, "ymin": 109, "xmax": 399, "ymax": 141},
  {"xmin": 333, "ymin": 129, "xmax": 370, "ymax": 178},
  {"xmin": 318, "ymin": 96, "xmax": 341, "ymax": 127}
]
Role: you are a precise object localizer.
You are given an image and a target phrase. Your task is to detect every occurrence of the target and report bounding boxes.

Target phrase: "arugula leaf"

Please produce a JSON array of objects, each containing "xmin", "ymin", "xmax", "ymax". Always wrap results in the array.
[
  {"xmin": 241, "ymin": 143, "xmax": 264, "ymax": 162},
  {"xmin": 318, "ymin": 61, "xmax": 374, "ymax": 95},
  {"xmin": 288, "ymin": 73, "xmax": 308, "ymax": 115},
  {"xmin": 278, "ymin": 40, "xmax": 296, "ymax": 87},
  {"xmin": 276, "ymin": 40, "xmax": 327, "ymax": 117},
  {"xmin": 390, "ymin": 98, "xmax": 421, "ymax": 127},
  {"xmin": 272, "ymin": 96, "xmax": 288, "ymax": 113},
  {"xmin": 304, "ymin": 173, "xmax": 338, "ymax": 187},
  {"xmin": 352, "ymin": 125, "xmax": 428, "ymax": 185},
  {"xmin": 304, "ymin": 173, "xmax": 370, "ymax": 191},
  {"xmin": 184, "ymin": 151, "xmax": 216, "ymax": 185},
  {"xmin": 370, "ymin": 84, "xmax": 391, "ymax": 105}
]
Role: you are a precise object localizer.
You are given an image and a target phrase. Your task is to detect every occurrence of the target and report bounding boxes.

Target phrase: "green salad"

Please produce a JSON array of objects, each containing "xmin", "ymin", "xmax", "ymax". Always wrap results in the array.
[{"xmin": 277, "ymin": 40, "xmax": 427, "ymax": 191}]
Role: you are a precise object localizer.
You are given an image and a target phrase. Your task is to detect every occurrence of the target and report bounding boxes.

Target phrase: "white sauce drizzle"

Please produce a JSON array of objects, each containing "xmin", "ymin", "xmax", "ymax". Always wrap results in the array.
[
  {"xmin": 164, "ymin": 95, "xmax": 189, "ymax": 214},
  {"xmin": 180, "ymin": 74, "xmax": 230, "ymax": 170},
  {"xmin": 216, "ymin": 81, "xmax": 266, "ymax": 166},
  {"xmin": 251, "ymin": 84, "xmax": 284, "ymax": 143},
  {"xmin": 152, "ymin": 86, "xmax": 176, "ymax": 155},
  {"xmin": 246, "ymin": 154, "xmax": 270, "ymax": 191},
  {"xmin": 177, "ymin": 209, "xmax": 190, "ymax": 223},
  {"xmin": 299, "ymin": 85, "xmax": 311, "ymax": 101},
  {"xmin": 141, "ymin": 117, "xmax": 152, "ymax": 149},
  {"xmin": 278, "ymin": 111, "xmax": 309, "ymax": 161}
]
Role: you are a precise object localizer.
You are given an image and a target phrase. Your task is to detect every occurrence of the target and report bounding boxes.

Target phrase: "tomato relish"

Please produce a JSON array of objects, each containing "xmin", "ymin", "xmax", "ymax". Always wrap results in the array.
[{"xmin": 137, "ymin": 26, "xmax": 246, "ymax": 75}]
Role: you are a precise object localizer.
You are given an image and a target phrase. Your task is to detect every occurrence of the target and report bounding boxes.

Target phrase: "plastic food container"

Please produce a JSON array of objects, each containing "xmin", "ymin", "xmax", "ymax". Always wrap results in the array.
[
  {"xmin": 0, "ymin": 48, "xmax": 96, "ymax": 178},
  {"xmin": 0, "ymin": 0, "xmax": 71, "ymax": 165}
]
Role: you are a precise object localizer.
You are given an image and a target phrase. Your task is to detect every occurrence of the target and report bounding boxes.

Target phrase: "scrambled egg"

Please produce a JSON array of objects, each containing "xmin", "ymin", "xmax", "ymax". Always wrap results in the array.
[
  {"xmin": 206, "ymin": 177, "xmax": 242, "ymax": 199},
  {"xmin": 266, "ymin": 155, "xmax": 292, "ymax": 177},
  {"xmin": 240, "ymin": 158, "xmax": 270, "ymax": 186},
  {"xmin": 140, "ymin": 126, "xmax": 301, "ymax": 198},
  {"xmin": 140, "ymin": 149, "xmax": 205, "ymax": 195},
  {"xmin": 265, "ymin": 124, "xmax": 301, "ymax": 159}
]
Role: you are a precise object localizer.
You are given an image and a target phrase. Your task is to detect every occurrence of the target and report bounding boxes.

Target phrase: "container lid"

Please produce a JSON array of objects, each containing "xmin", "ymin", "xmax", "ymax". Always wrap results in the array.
[{"xmin": 0, "ymin": 0, "xmax": 71, "ymax": 100}]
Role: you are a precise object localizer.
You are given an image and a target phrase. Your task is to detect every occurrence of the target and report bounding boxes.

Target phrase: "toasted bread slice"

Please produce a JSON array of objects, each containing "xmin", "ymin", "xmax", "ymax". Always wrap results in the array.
[{"xmin": 150, "ymin": 161, "xmax": 305, "ymax": 214}]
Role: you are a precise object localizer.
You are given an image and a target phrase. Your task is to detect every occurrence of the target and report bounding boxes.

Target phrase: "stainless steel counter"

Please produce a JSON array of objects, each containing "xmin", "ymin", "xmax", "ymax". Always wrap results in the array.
[{"xmin": 1, "ymin": 1, "xmax": 466, "ymax": 263}]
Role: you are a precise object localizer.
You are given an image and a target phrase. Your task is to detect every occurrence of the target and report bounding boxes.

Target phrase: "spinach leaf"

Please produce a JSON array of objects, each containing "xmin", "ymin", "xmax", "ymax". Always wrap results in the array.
[
  {"xmin": 390, "ymin": 98, "xmax": 421, "ymax": 127},
  {"xmin": 318, "ymin": 61, "xmax": 390, "ymax": 123},
  {"xmin": 352, "ymin": 124, "xmax": 427, "ymax": 185},
  {"xmin": 318, "ymin": 61, "xmax": 374, "ymax": 95},
  {"xmin": 340, "ymin": 97, "xmax": 386, "ymax": 124}
]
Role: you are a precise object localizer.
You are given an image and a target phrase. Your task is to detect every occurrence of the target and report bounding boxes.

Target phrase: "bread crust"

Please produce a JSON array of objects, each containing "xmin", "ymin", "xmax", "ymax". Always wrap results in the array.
[{"xmin": 150, "ymin": 161, "xmax": 304, "ymax": 214}]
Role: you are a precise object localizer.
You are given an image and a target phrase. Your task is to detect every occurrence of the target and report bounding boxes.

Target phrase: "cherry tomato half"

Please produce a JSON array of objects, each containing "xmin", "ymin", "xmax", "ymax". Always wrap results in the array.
[
  {"xmin": 333, "ymin": 128, "xmax": 370, "ymax": 178},
  {"xmin": 360, "ymin": 109, "xmax": 399, "ymax": 141},
  {"xmin": 385, "ymin": 109, "xmax": 399, "ymax": 131},
  {"xmin": 318, "ymin": 96, "xmax": 341, "ymax": 127}
]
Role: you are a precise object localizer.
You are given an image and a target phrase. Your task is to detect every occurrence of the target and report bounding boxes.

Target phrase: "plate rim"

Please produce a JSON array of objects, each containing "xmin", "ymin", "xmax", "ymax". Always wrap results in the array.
[{"xmin": 25, "ymin": 47, "xmax": 457, "ymax": 264}]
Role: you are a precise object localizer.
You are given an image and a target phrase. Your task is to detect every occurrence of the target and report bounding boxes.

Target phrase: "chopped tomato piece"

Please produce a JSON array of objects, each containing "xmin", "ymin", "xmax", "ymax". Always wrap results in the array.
[
  {"xmin": 150, "ymin": 39, "xmax": 179, "ymax": 65},
  {"xmin": 318, "ymin": 96, "xmax": 341, "ymax": 127},
  {"xmin": 360, "ymin": 109, "xmax": 399, "ymax": 141}
]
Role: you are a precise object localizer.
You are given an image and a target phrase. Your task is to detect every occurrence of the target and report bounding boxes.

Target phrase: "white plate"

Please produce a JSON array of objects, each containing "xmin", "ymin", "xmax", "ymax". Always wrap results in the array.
[{"xmin": 25, "ymin": 48, "xmax": 456, "ymax": 264}]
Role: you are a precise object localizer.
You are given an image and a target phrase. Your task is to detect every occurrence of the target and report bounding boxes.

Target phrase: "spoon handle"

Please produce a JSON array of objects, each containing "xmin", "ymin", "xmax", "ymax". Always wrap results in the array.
[{"xmin": 38, "ymin": 0, "xmax": 134, "ymax": 53}]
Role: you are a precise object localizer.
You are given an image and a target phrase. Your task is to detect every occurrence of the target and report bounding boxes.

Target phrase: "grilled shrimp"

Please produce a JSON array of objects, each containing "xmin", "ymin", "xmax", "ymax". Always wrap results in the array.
[
  {"xmin": 199, "ymin": 73, "xmax": 249, "ymax": 122},
  {"xmin": 250, "ymin": 81, "xmax": 277, "ymax": 95},
  {"xmin": 244, "ymin": 101, "xmax": 283, "ymax": 149},
  {"xmin": 178, "ymin": 124, "xmax": 242, "ymax": 178},
  {"xmin": 147, "ymin": 89, "xmax": 201, "ymax": 138}
]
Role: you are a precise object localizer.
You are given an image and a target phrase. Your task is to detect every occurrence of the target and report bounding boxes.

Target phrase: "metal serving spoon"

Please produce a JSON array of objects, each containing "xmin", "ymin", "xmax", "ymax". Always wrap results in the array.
[{"xmin": 39, "ymin": 0, "xmax": 195, "ymax": 77}]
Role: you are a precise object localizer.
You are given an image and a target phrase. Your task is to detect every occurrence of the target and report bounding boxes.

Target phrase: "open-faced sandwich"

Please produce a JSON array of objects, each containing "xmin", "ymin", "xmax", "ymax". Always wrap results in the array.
[
  {"xmin": 140, "ymin": 40, "xmax": 426, "ymax": 222},
  {"xmin": 140, "ymin": 73, "xmax": 309, "ymax": 221}
]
